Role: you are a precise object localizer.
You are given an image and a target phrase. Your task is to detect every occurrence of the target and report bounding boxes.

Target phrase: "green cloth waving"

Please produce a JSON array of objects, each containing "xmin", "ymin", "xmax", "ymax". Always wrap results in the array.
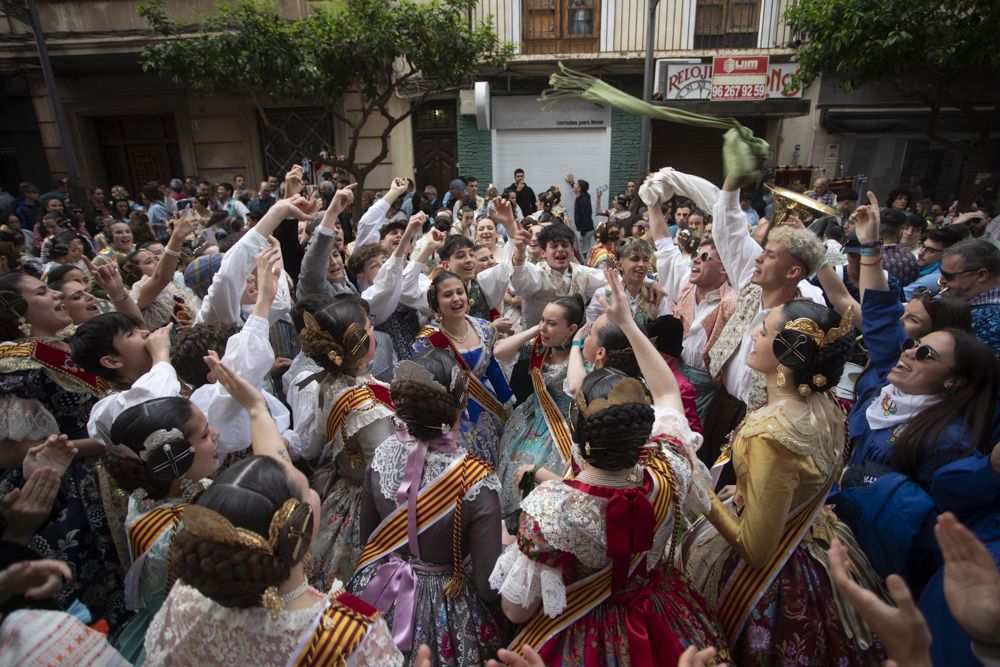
[{"xmin": 542, "ymin": 63, "xmax": 769, "ymax": 187}]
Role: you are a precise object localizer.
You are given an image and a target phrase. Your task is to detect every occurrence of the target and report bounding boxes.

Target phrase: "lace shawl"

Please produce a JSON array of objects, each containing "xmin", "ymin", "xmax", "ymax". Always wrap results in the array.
[
  {"xmin": 739, "ymin": 393, "xmax": 846, "ymax": 476},
  {"xmin": 371, "ymin": 433, "xmax": 501, "ymax": 504},
  {"xmin": 0, "ymin": 396, "xmax": 58, "ymax": 441},
  {"xmin": 145, "ymin": 582, "xmax": 401, "ymax": 667}
]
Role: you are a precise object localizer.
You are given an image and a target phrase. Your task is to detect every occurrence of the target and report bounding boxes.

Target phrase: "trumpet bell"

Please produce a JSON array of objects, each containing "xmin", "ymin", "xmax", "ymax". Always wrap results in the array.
[{"xmin": 766, "ymin": 184, "xmax": 839, "ymax": 227}]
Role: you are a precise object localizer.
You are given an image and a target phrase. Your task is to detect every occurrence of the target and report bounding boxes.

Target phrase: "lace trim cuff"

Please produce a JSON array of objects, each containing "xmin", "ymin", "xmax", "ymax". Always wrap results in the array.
[{"xmin": 489, "ymin": 544, "xmax": 567, "ymax": 618}]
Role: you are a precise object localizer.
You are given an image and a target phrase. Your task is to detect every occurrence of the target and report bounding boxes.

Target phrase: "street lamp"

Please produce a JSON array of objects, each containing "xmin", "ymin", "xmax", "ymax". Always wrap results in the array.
[{"xmin": 638, "ymin": 0, "xmax": 661, "ymax": 175}]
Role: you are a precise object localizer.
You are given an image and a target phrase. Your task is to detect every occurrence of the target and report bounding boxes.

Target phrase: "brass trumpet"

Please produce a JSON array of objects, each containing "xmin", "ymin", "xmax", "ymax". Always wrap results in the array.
[{"xmin": 766, "ymin": 184, "xmax": 839, "ymax": 228}]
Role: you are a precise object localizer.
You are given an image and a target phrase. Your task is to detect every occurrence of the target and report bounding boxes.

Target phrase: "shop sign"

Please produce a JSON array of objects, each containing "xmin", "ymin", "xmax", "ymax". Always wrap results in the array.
[
  {"xmin": 492, "ymin": 96, "xmax": 610, "ymax": 130},
  {"xmin": 710, "ymin": 56, "xmax": 769, "ymax": 100},
  {"xmin": 662, "ymin": 61, "xmax": 802, "ymax": 100}
]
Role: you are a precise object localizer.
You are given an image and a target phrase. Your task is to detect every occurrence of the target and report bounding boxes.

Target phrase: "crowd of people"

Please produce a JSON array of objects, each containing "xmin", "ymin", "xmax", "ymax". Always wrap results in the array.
[{"xmin": 0, "ymin": 152, "xmax": 998, "ymax": 667}]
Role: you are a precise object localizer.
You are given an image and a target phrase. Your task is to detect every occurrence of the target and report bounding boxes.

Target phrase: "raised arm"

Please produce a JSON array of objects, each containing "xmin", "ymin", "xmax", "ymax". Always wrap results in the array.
[
  {"xmin": 355, "ymin": 177, "xmax": 409, "ymax": 248},
  {"xmin": 602, "ymin": 268, "xmax": 683, "ymax": 415},
  {"xmin": 854, "ymin": 191, "xmax": 890, "ymax": 299},
  {"xmin": 134, "ymin": 213, "xmax": 192, "ymax": 309},
  {"xmin": 565, "ymin": 322, "xmax": 592, "ymax": 396},
  {"xmin": 86, "ymin": 257, "xmax": 143, "ymax": 323},
  {"xmin": 494, "ymin": 324, "xmax": 540, "ymax": 364}
]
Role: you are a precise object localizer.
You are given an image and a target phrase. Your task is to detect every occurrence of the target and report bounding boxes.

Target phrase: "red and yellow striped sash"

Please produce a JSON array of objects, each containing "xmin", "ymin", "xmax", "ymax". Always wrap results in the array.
[
  {"xmin": 355, "ymin": 452, "xmax": 493, "ymax": 572},
  {"xmin": 324, "ymin": 383, "xmax": 394, "ymax": 443},
  {"xmin": 528, "ymin": 338, "xmax": 574, "ymax": 466},
  {"xmin": 714, "ymin": 472, "xmax": 836, "ymax": 644},
  {"xmin": 417, "ymin": 328, "xmax": 507, "ymax": 422},
  {"xmin": 508, "ymin": 455, "xmax": 676, "ymax": 654},
  {"xmin": 128, "ymin": 503, "xmax": 188, "ymax": 561},
  {"xmin": 290, "ymin": 591, "xmax": 377, "ymax": 666},
  {"xmin": 0, "ymin": 340, "xmax": 109, "ymax": 396}
]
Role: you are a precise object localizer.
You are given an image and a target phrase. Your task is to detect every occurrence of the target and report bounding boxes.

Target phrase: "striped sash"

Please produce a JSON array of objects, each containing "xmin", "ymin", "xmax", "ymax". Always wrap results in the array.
[
  {"xmin": 528, "ymin": 338, "xmax": 574, "ymax": 466},
  {"xmin": 288, "ymin": 591, "xmax": 377, "ymax": 667},
  {"xmin": 416, "ymin": 327, "xmax": 507, "ymax": 423},
  {"xmin": 355, "ymin": 452, "xmax": 493, "ymax": 571},
  {"xmin": 324, "ymin": 383, "xmax": 394, "ymax": 443},
  {"xmin": 127, "ymin": 503, "xmax": 188, "ymax": 561},
  {"xmin": 714, "ymin": 472, "xmax": 837, "ymax": 644},
  {"xmin": 508, "ymin": 454, "xmax": 676, "ymax": 654},
  {"xmin": 0, "ymin": 340, "xmax": 109, "ymax": 396}
]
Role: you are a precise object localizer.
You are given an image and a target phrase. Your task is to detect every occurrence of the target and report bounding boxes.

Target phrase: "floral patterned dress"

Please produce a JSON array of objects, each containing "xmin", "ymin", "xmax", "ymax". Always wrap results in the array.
[
  {"xmin": 412, "ymin": 316, "xmax": 512, "ymax": 467},
  {"xmin": 0, "ymin": 341, "xmax": 129, "ymax": 633},
  {"xmin": 491, "ymin": 408, "xmax": 728, "ymax": 666}
]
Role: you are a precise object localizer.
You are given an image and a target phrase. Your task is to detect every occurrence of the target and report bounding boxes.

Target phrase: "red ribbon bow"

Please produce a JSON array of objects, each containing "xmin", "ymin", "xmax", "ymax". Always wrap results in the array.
[{"xmin": 606, "ymin": 487, "xmax": 655, "ymax": 589}]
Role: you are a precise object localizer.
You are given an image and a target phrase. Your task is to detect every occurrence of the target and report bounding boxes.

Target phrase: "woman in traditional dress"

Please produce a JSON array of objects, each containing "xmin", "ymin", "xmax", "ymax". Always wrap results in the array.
[
  {"xmin": 586, "ymin": 222, "xmax": 621, "ymax": 270},
  {"xmin": 144, "ymin": 356, "xmax": 402, "ymax": 667},
  {"xmin": 490, "ymin": 270, "xmax": 728, "ymax": 665},
  {"xmin": 121, "ymin": 214, "xmax": 198, "ymax": 330},
  {"xmin": 494, "ymin": 295, "xmax": 583, "ymax": 532},
  {"xmin": 286, "ymin": 295, "xmax": 396, "ymax": 589},
  {"xmin": 349, "ymin": 348, "xmax": 506, "ymax": 666},
  {"xmin": 0, "ymin": 272, "xmax": 129, "ymax": 632},
  {"xmin": 683, "ymin": 299, "xmax": 886, "ymax": 665},
  {"xmin": 585, "ymin": 236, "xmax": 668, "ymax": 326},
  {"xmin": 412, "ymin": 271, "xmax": 511, "ymax": 466},
  {"xmin": 104, "ymin": 397, "xmax": 220, "ymax": 665}
]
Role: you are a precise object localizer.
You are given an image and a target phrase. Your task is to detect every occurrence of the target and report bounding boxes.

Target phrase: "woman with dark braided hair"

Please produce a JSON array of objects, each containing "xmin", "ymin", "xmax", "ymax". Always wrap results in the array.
[
  {"xmin": 144, "ymin": 355, "xmax": 402, "ymax": 666},
  {"xmin": 683, "ymin": 299, "xmax": 886, "ymax": 665},
  {"xmin": 490, "ymin": 269, "xmax": 727, "ymax": 665},
  {"xmin": 285, "ymin": 294, "xmax": 397, "ymax": 590},
  {"xmin": 349, "ymin": 348, "xmax": 506, "ymax": 665}
]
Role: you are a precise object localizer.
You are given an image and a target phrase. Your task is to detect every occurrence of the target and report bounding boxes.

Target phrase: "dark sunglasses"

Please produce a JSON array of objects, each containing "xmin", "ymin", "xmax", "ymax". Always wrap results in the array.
[
  {"xmin": 902, "ymin": 338, "xmax": 945, "ymax": 363},
  {"xmin": 938, "ymin": 267, "xmax": 979, "ymax": 281}
]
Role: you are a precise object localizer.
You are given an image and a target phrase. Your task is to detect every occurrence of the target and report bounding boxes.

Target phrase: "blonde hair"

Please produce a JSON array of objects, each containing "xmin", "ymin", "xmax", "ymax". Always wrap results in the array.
[{"xmin": 767, "ymin": 226, "xmax": 826, "ymax": 276}]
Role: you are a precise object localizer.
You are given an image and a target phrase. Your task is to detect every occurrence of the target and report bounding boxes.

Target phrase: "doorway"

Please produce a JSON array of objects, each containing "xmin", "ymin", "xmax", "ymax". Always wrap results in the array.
[
  {"xmin": 93, "ymin": 114, "xmax": 183, "ymax": 195},
  {"xmin": 412, "ymin": 100, "xmax": 458, "ymax": 193}
]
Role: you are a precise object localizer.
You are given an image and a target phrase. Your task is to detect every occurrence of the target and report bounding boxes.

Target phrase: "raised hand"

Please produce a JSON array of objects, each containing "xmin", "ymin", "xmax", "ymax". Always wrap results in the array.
[
  {"xmin": 284, "ymin": 165, "xmax": 305, "ymax": 198},
  {"xmin": 0, "ymin": 559, "xmax": 72, "ymax": 605},
  {"xmin": 827, "ymin": 538, "xmax": 932, "ymax": 667},
  {"xmin": 23, "ymin": 434, "xmax": 76, "ymax": 480},
  {"xmin": 144, "ymin": 322, "xmax": 173, "ymax": 365},
  {"xmin": 935, "ymin": 512, "xmax": 1000, "ymax": 644},
  {"xmin": 203, "ymin": 351, "xmax": 267, "ymax": 412},
  {"xmin": 1, "ymin": 467, "xmax": 61, "ymax": 545},
  {"xmin": 602, "ymin": 267, "xmax": 632, "ymax": 328},
  {"xmin": 513, "ymin": 227, "xmax": 532, "ymax": 257},
  {"xmin": 850, "ymin": 191, "xmax": 881, "ymax": 245},
  {"xmin": 254, "ymin": 244, "xmax": 282, "ymax": 309},
  {"xmin": 490, "ymin": 197, "xmax": 515, "ymax": 232},
  {"xmin": 389, "ymin": 177, "xmax": 409, "ymax": 199},
  {"xmin": 288, "ymin": 194, "xmax": 321, "ymax": 220},
  {"xmin": 329, "ymin": 183, "xmax": 356, "ymax": 216}
]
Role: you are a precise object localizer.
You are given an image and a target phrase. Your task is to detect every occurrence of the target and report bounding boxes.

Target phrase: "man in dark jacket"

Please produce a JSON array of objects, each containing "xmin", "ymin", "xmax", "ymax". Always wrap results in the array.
[{"xmin": 508, "ymin": 168, "xmax": 537, "ymax": 217}]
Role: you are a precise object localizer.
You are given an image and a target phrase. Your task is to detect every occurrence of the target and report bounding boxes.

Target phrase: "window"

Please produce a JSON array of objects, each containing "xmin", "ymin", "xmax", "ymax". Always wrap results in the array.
[
  {"xmin": 693, "ymin": 0, "xmax": 760, "ymax": 49},
  {"xmin": 523, "ymin": 0, "xmax": 600, "ymax": 54}
]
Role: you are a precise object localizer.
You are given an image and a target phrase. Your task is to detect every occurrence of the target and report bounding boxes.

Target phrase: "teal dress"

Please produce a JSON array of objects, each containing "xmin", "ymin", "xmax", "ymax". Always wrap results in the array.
[
  {"xmin": 113, "ymin": 492, "xmax": 187, "ymax": 665},
  {"xmin": 497, "ymin": 350, "xmax": 571, "ymax": 532}
]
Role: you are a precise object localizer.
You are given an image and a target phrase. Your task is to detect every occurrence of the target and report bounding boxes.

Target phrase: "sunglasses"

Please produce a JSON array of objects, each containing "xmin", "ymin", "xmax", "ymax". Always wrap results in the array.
[
  {"xmin": 938, "ymin": 267, "xmax": 979, "ymax": 281},
  {"xmin": 902, "ymin": 338, "xmax": 945, "ymax": 363},
  {"xmin": 694, "ymin": 251, "xmax": 717, "ymax": 263}
]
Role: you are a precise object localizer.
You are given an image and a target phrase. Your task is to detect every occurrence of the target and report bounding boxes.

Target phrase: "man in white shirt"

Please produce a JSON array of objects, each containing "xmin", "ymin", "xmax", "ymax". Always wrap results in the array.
[{"xmin": 216, "ymin": 182, "xmax": 249, "ymax": 222}]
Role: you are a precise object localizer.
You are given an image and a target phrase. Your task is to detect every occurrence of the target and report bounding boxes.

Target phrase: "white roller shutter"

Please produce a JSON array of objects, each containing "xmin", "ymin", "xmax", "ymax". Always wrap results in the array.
[{"xmin": 492, "ymin": 128, "xmax": 611, "ymax": 225}]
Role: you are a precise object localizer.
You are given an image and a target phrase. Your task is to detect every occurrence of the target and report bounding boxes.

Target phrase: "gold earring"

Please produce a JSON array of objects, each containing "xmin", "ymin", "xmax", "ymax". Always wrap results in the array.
[
  {"xmin": 584, "ymin": 442, "xmax": 591, "ymax": 456},
  {"xmin": 776, "ymin": 368, "xmax": 786, "ymax": 387}
]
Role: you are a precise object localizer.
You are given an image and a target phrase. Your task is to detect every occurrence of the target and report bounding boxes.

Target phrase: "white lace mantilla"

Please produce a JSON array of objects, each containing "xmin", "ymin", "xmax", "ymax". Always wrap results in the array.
[
  {"xmin": 145, "ymin": 582, "xmax": 401, "ymax": 667},
  {"xmin": 372, "ymin": 434, "xmax": 501, "ymax": 504},
  {"xmin": 489, "ymin": 544, "xmax": 567, "ymax": 618},
  {"xmin": 0, "ymin": 396, "xmax": 58, "ymax": 441}
]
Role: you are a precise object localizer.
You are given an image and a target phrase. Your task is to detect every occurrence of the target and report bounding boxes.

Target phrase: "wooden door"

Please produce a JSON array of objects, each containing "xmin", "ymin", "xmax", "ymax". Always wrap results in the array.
[
  {"xmin": 94, "ymin": 115, "xmax": 182, "ymax": 195},
  {"xmin": 412, "ymin": 101, "xmax": 458, "ymax": 194}
]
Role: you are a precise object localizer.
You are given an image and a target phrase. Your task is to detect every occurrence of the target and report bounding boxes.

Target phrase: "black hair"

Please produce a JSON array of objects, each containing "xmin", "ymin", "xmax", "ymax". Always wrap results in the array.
[
  {"xmin": 886, "ymin": 188, "xmax": 911, "ymax": 208},
  {"xmin": 69, "ymin": 312, "xmax": 144, "ymax": 380},
  {"xmin": 427, "ymin": 271, "xmax": 464, "ymax": 314},
  {"xmin": 537, "ymin": 222, "xmax": 575, "ymax": 250},
  {"xmin": 893, "ymin": 329, "xmax": 999, "ymax": 477},
  {"xmin": 44, "ymin": 263, "xmax": 85, "ymax": 285},
  {"xmin": 576, "ymin": 179, "xmax": 589, "ymax": 193},
  {"xmin": 550, "ymin": 294, "xmax": 585, "ymax": 329},
  {"xmin": 197, "ymin": 455, "xmax": 299, "ymax": 538},
  {"xmin": 913, "ymin": 293, "xmax": 972, "ymax": 332},
  {"xmin": 595, "ymin": 318, "xmax": 641, "ymax": 377},
  {"xmin": 773, "ymin": 300, "xmax": 853, "ymax": 393},
  {"xmin": 217, "ymin": 182, "xmax": 234, "ymax": 196},
  {"xmin": 571, "ymin": 368, "xmax": 654, "ymax": 470},
  {"xmin": 645, "ymin": 315, "xmax": 684, "ymax": 359},
  {"xmin": 48, "ymin": 231, "xmax": 81, "ymax": 261},
  {"xmin": 904, "ymin": 213, "xmax": 928, "ymax": 233},
  {"xmin": 926, "ymin": 225, "xmax": 969, "ymax": 247},
  {"xmin": 106, "ymin": 397, "xmax": 196, "ymax": 499},
  {"xmin": 439, "ymin": 234, "xmax": 475, "ymax": 262},
  {"xmin": 290, "ymin": 294, "xmax": 335, "ymax": 333},
  {"xmin": 378, "ymin": 220, "xmax": 407, "ymax": 240},
  {"xmin": 300, "ymin": 295, "xmax": 371, "ymax": 374},
  {"xmin": 824, "ymin": 224, "xmax": 846, "ymax": 244},
  {"xmin": 0, "ymin": 272, "xmax": 28, "ymax": 341},
  {"xmin": 880, "ymin": 208, "xmax": 908, "ymax": 232}
]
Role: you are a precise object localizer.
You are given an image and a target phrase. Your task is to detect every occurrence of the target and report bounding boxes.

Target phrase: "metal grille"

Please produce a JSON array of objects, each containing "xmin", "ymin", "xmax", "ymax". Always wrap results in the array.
[{"xmin": 258, "ymin": 108, "xmax": 334, "ymax": 180}]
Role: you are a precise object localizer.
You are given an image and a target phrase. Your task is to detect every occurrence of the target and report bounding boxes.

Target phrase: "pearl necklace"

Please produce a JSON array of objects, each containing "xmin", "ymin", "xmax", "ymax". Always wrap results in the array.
[
  {"xmin": 280, "ymin": 577, "xmax": 310, "ymax": 605},
  {"xmin": 442, "ymin": 320, "xmax": 470, "ymax": 344},
  {"xmin": 577, "ymin": 464, "xmax": 642, "ymax": 488}
]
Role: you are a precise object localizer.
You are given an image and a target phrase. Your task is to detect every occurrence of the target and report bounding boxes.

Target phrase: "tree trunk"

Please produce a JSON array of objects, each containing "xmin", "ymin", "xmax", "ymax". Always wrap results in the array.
[{"xmin": 350, "ymin": 170, "xmax": 368, "ymax": 227}]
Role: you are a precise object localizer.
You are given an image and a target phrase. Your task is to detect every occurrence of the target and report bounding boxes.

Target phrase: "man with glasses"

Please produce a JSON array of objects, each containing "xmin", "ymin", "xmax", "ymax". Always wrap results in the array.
[
  {"xmin": 903, "ymin": 225, "xmax": 970, "ymax": 299},
  {"xmin": 939, "ymin": 238, "xmax": 1000, "ymax": 357}
]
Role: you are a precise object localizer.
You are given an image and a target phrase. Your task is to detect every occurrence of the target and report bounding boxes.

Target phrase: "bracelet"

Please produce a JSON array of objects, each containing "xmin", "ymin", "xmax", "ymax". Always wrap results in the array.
[
  {"xmin": 572, "ymin": 340, "xmax": 584, "ymax": 350},
  {"xmin": 859, "ymin": 248, "xmax": 881, "ymax": 257},
  {"xmin": 859, "ymin": 240, "xmax": 883, "ymax": 248},
  {"xmin": 109, "ymin": 291, "xmax": 129, "ymax": 302},
  {"xmin": 163, "ymin": 247, "xmax": 182, "ymax": 259},
  {"xmin": 859, "ymin": 257, "xmax": 883, "ymax": 266}
]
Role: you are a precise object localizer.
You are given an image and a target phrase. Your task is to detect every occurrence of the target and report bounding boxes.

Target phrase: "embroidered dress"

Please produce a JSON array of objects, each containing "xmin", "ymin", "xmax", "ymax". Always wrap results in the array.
[
  {"xmin": 294, "ymin": 372, "xmax": 396, "ymax": 590},
  {"xmin": 145, "ymin": 581, "xmax": 401, "ymax": 667},
  {"xmin": 491, "ymin": 409, "xmax": 728, "ymax": 666},
  {"xmin": 349, "ymin": 430, "xmax": 507, "ymax": 666},
  {"xmin": 412, "ymin": 317, "xmax": 512, "ymax": 466},
  {"xmin": 129, "ymin": 274, "xmax": 199, "ymax": 330},
  {"xmin": 683, "ymin": 395, "xmax": 885, "ymax": 666},
  {"xmin": 0, "ymin": 340, "xmax": 129, "ymax": 633},
  {"xmin": 497, "ymin": 349, "xmax": 570, "ymax": 532}
]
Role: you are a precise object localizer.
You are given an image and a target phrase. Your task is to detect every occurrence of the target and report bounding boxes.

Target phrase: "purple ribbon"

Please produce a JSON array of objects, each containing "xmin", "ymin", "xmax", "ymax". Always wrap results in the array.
[
  {"xmin": 394, "ymin": 427, "xmax": 460, "ymax": 561},
  {"xmin": 359, "ymin": 556, "xmax": 419, "ymax": 650}
]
